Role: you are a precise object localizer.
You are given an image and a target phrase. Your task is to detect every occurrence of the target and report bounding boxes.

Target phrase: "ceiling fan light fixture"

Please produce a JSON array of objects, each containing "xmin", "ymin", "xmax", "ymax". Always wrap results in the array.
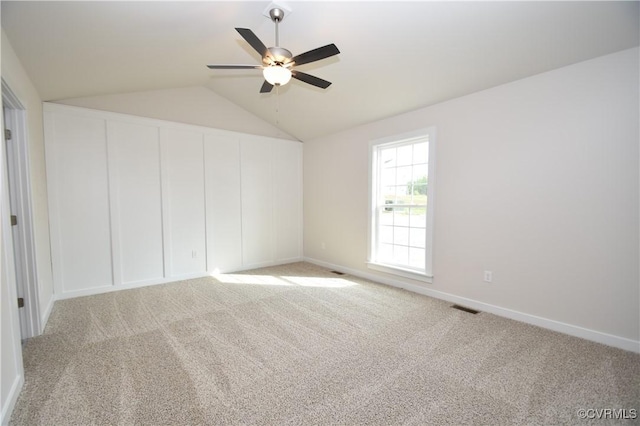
[
  {"xmin": 263, "ymin": 65, "xmax": 292, "ymax": 86},
  {"xmin": 206, "ymin": 8, "xmax": 339, "ymax": 93}
]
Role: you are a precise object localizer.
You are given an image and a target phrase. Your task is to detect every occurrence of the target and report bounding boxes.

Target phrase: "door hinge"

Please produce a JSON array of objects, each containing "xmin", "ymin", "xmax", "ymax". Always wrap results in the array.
[
  {"xmin": 11, "ymin": 215, "xmax": 17, "ymax": 226},
  {"xmin": 17, "ymin": 297, "xmax": 24, "ymax": 308},
  {"xmin": 4, "ymin": 129, "xmax": 11, "ymax": 141}
]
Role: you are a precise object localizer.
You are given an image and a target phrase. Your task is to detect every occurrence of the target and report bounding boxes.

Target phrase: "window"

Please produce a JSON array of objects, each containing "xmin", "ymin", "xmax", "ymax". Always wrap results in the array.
[{"xmin": 368, "ymin": 128, "xmax": 435, "ymax": 282}]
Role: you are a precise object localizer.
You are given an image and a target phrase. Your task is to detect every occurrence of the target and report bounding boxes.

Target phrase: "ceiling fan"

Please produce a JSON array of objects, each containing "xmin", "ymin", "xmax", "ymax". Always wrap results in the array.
[{"xmin": 207, "ymin": 7, "xmax": 340, "ymax": 93}]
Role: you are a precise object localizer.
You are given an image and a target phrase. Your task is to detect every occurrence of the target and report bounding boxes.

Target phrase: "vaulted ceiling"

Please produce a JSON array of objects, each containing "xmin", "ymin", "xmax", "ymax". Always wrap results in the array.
[{"xmin": 2, "ymin": 1, "xmax": 638, "ymax": 141}]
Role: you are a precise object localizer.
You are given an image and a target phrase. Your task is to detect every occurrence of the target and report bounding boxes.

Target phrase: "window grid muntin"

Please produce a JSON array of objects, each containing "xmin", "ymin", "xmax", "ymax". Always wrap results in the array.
[{"xmin": 374, "ymin": 137, "xmax": 429, "ymax": 272}]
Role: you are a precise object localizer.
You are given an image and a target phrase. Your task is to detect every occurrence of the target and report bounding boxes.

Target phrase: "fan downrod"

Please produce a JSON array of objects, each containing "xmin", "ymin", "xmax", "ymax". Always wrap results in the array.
[{"xmin": 269, "ymin": 8, "xmax": 285, "ymax": 48}]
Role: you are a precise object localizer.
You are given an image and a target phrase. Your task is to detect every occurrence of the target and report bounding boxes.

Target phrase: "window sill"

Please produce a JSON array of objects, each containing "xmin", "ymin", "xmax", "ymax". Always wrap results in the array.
[{"xmin": 366, "ymin": 262, "xmax": 433, "ymax": 284}]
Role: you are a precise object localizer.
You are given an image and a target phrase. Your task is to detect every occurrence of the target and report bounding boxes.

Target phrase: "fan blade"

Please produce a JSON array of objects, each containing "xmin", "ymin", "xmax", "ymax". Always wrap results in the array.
[
  {"xmin": 207, "ymin": 64, "xmax": 262, "ymax": 69},
  {"xmin": 260, "ymin": 81, "xmax": 274, "ymax": 93},
  {"xmin": 291, "ymin": 44, "xmax": 340, "ymax": 67},
  {"xmin": 291, "ymin": 71, "xmax": 332, "ymax": 89},
  {"xmin": 235, "ymin": 28, "xmax": 270, "ymax": 59}
]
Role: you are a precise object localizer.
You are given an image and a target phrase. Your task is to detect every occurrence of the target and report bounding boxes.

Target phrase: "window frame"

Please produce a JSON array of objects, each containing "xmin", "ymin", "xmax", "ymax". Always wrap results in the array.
[{"xmin": 367, "ymin": 127, "xmax": 436, "ymax": 283}]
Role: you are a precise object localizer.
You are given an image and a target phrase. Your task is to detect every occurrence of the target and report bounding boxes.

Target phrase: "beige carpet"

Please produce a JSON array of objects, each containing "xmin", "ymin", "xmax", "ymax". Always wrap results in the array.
[{"xmin": 10, "ymin": 262, "xmax": 640, "ymax": 425}]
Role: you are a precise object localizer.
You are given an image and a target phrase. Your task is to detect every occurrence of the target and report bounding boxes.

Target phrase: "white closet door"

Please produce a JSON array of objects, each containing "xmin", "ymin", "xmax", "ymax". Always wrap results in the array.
[
  {"xmin": 204, "ymin": 134, "xmax": 242, "ymax": 273},
  {"xmin": 107, "ymin": 121, "xmax": 164, "ymax": 285},
  {"xmin": 273, "ymin": 140, "xmax": 302, "ymax": 262},
  {"xmin": 46, "ymin": 112, "xmax": 113, "ymax": 294},
  {"xmin": 161, "ymin": 128, "xmax": 207, "ymax": 277},
  {"xmin": 45, "ymin": 104, "xmax": 304, "ymax": 298},
  {"xmin": 241, "ymin": 137, "xmax": 274, "ymax": 268}
]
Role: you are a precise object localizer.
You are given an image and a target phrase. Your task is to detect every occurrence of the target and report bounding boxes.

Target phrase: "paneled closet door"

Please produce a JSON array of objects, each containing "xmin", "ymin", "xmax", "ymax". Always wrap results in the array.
[
  {"xmin": 204, "ymin": 134, "xmax": 242, "ymax": 273},
  {"xmin": 240, "ymin": 136, "xmax": 303, "ymax": 269},
  {"xmin": 107, "ymin": 121, "xmax": 164, "ymax": 285},
  {"xmin": 45, "ymin": 104, "xmax": 303, "ymax": 298},
  {"xmin": 273, "ymin": 140, "xmax": 302, "ymax": 262},
  {"xmin": 240, "ymin": 136, "xmax": 274, "ymax": 268},
  {"xmin": 161, "ymin": 127, "xmax": 207, "ymax": 277},
  {"xmin": 45, "ymin": 112, "xmax": 113, "ymax": 294}
]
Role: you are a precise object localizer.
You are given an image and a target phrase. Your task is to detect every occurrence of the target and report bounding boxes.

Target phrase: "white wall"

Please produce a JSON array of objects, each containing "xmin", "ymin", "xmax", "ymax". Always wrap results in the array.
[
  {"xmin": 44, "ymin": 104, "xmax": 303, "ymax": 299},
  {"xmin": 304, "ymin": 48, "xmax": 639, "ymax": 351},
  {"xmin": 55, "ymin": 86, "xmax": 297, "ymax": 141}
]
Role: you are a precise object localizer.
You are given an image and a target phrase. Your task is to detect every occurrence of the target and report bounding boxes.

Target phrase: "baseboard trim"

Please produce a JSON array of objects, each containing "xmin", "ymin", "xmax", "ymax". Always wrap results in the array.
[
  {"xmin": 1, "ymin": 374, "xmax": 23, "ymax": 426},
  {"xmin": 303, "ymin": 257, "xmax": 640, "ymax": 353},
  {"xmin": 53, "ymin": 258, "xmax": 306, "ymax": 301},
  {"xmin": 54, "ymin": 272, "xmax": 216, "ymax": 301},
  {"xmin": 237, "ymin": 257, "xmax": 304, "ymax": 272}
]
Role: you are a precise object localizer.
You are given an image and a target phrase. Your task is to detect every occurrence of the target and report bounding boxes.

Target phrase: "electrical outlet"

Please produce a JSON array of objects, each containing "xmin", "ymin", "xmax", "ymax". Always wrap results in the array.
[
  {"xmin": 483, "ymin": 271, "xmax": 493, "ymax": 283},
  {"xmin": 321, "ymin": 242, "xmax": 326, "ymax": 250},
  {"xmin": 192, "ymin": 250, "xmax": 198, "ymax": 259}
]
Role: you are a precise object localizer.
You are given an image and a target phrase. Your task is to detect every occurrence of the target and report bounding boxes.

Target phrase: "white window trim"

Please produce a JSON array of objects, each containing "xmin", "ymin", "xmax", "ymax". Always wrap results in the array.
[{"xmin": 367, "ymin": 127, "xmax": 436, "ymax": 283}]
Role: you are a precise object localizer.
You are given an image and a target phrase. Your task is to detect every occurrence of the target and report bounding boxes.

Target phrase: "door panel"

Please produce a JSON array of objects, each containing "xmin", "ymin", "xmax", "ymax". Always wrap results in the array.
[{"xmin": 49, "ymin": 113, "xmax": 113, "ymax": 293}]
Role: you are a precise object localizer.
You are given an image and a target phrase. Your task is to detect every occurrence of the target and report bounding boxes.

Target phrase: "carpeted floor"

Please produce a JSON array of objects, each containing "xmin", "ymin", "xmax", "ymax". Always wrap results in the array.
[{"xmin": 9, "ymin": 262, "xmax": 640, "ymax": 425}]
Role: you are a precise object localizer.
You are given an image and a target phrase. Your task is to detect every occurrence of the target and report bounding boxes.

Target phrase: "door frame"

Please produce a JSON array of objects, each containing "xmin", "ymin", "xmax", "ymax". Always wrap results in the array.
[{"xmin": 2, "ymin": 78, "xmax": 41, "ymax": 338}]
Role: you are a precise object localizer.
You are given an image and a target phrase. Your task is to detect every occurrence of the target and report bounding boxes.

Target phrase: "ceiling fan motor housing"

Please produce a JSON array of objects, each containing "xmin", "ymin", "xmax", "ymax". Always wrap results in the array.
[{"xmin": 265, "ymin": 47, "xmax": 293, "ymax": 65}]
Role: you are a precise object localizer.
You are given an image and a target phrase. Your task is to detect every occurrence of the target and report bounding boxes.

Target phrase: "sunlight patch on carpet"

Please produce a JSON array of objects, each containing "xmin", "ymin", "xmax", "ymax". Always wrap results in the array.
[
  {"xmin": 281, "ymin": 276, "xmax": 359, "ymax": 288},
  {"xmin": 214, "ymin": 274, "xmax": 293, "ymax": 286},
  {"xmin": 213, "ymin": 273, "xmax": 359, "ymax": 288}
]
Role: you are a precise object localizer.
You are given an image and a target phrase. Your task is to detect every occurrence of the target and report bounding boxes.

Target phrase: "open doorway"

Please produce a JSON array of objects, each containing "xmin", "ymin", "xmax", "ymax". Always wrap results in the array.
[{"xmin": 2, "ymin": 79, "xmax": 41, "ymax": 340}]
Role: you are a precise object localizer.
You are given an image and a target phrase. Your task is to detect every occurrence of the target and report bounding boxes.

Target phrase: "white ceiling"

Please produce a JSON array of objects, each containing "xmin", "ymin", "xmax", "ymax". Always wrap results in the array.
[{"xmin": 2, "ymin": 1, "xmax": 638, "ymax": 141}]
